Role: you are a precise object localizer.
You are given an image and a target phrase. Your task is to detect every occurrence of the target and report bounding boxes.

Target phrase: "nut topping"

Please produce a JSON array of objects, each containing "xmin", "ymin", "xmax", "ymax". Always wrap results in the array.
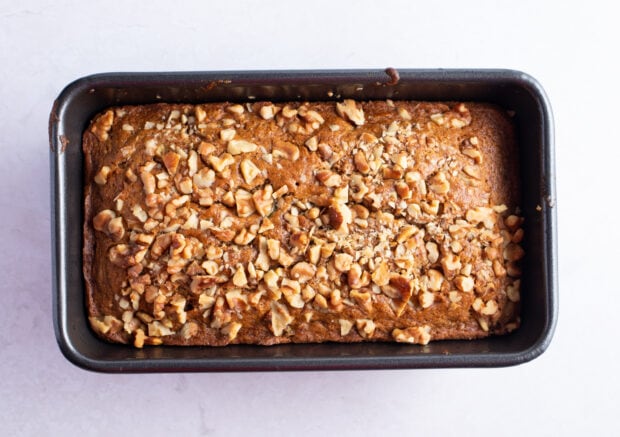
[
  {"xmin": 270, "ymin": 301, "xmax": 294, "ymax": 336},
  {"xmin": 240, "ymin": 159, "xmax": 261, "ymax": 184},
  {"xmin": 94, "ymin": 166, "xmax": 111, "ymax": 185},
  {"xmin": 93, "ymin": 209, "xmax": 116, "ymax": 232},
  {"xmin": 392, "ymin": 326, "xmax": 431, "ymax": 345},
  {"xmin": 371, "ymin": 261, "xmax": 390, "ymax": 286},
  {"xmin": 140, "ymin": 169, "xmax": 156, "ymax": 194},
  {"xmin": 334, "ymin": 253, "xmax": 353, "ymax": 272},
  {"xmin": 163, "ymin": 151, "xmax": 180, "ymax": 174},
  {"xmin": 290, "ymin": 262, "xmax": 317, "ymax": 283},
  {"xmin": 107, "ymin": 216, "xmax": 125, "ymax": 241},
  {"xmin": 88, "ymin": 101, "xmax": 523, "ymax": 347},
  {"xmin": 226, "ymin": 104, "xmax": 245, "ymax": 115},
  {"xmin": 228, "ymin": 139, "xmax": 258, "ymax": 155},
  {"xmin": 429, "ymin": 172, "xmax": 450, "ymax": 194},
  {"xmin": 454, "ymin": 275, "xmax": 474, "ymax": 293},
  {"xmin": 260, "ymin": 104, "xmax": 276, "ymax": 120},
  {"xmin": 208, "ymin": 153, "xmax": 235, "ymax": 172},
  {"xmin": 336, "ymin": 99, "xmax": 365, "ymax": 126},
  {"xmin": 355, "ymin": 319, "xmax": 375, "ymax": 338},
  {"xmin": 273, "ymin": 141, "xmax": 300, "ymax": 161},
  {"xmin": 339, "ymin": 319, "xmax": 353, "ymax": 336},
  {"xmin": 252, "ymin": 185, "xmax": 274, "ymax": 217},
  {"xmin": 354, "ymin": 151, "xmax": 370, "ymax": 174},
  {"xmin": 235, "ymin": 189, "xmax": 256, "ymax": 217},
  {"xmin": 316, "ymin": 170, "xmax": 342, "ymax": 187},
  {"xmin": 220, "ymin": 128, "xmax": 236, "ymax": 142}
]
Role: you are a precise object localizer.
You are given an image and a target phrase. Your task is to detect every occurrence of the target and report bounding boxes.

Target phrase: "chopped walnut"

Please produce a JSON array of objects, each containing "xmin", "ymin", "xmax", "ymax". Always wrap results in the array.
[
  {"xmin": 281, "ymin": 105, "xmax": 297, "ymax": 118},
  {"xmin": 220, "ymin": 128, "xmax": 236, "ymax": 142},
  {"xmin": 232, "ymin": 265, "xmax": 248, "ymax": 287},
  {"xmin": 194, "ymin": 106, "xmax": 206, "ymax": 122},
  {"xmin": 317, "ymin": 143, "xmax": 333, "ymax": 161},
  {"xmin": 263, "ymin": 270, "xmax": 279, "ymax": 291},
  {"xmin": 334, "ymin": 253, "xmax": 353, "ymax": 272},
  {"xmin": 193, "ymin": 168, "xmax": 215, "ymax": 189},
  {"xmin": 221, "ymin": 321, "xmax": 242, "ymax": 341},
  {"xmin": 91, "ymin": 110, "xmax": 114, "ymax": 141},
  {"xmin": 270, "ymin": 301, "xmax": 294, "ymax": 336},
  {"xmin": 316, "ymin": 170, "xmax": 342, "ymax": 187},
  {"xmin": 392, "ymin": 326, "xmax": 431, "ymax": 345},
  {"xmin": 107, "ymin": 216, "xmax": 125, "ymax": 241},
  {"xmin": 278, "ymin": 249, "xmax": 295, "ymax": 267},
  {"xmin": 355, "ymin": 319, "xmax": 375, "ymax": 338},
  {"xmin": 371, "ymin": 261, "xmax": 390, "ymax": 286},
  {"xmin": 226, "ymin": 104, "xmax": 245, "ymax": 115},
  {"xmin": 260, "ymin": 104, "xmax": 276, "ymax": 120},
  {"xmin": 462, "ymin": 147, "xmax": 483, "ymax": 163},
  {"xmin": 234, "ymin": 228, "xmax": 257, "ymax": 245},
  {"xmin": 339, "ymin": 319, "xmax": 353, "ymax": 336},
  {"xmin": 326, "ymin": 202, "xmax": 352, "ymax": 234},
  {"xmin": 273, "ymin": 141, "xmax": 300, "ymax": 161},
  {"xmin": 252, "ymin": 185, "xmax": 274, "ymax": 217},
  {"xmin": 441, "ymin": 253, "xmax": 462, "ymax": 276},
  {"xmin": 347, "ymin": 263, "xmax": 369, "ymax": 289},
  {"xmin": 463, "ymin": 165, "xmax": 481, "ymax": 180},
  {"xmin": 140, "ymin": 169, "xmax": 156, "ymax": 194},
  {"xmin": 307, "ymin": 244, "xmax": 321, "ymax": 265},
  {"xmin": 94, "ymin": 166, "xmax": 111, "ymax": 185},
  {"xmin": 163, "ymin": 151, "xmax": 180, "ymax": 174},
  {"xmin": 240, "ymin": 159, "xmax": 261, "ymax": 184},
  {"xmin": 354, "ymin": 151, "xmax": 370, "ymax": 174},
  {"xmin": 228, "ymin": 139, "xmax": 258, "ymax": 155},
  {"xmin": 426, "ymin": 269, "xmax": 443, "ymax": 292},
  {"xmin": 290, "ymin": 262, "xmax": 317, "ymax": 283},
  {"xmin": 336, "ymin": 100, "xmax": 365, "ymax": 126},
  {"xmin": 466, "ymin": 207, "xmax": 495, "ymax": 229},
  {"xmin": 235, "ymin": 189, "xmax": 256, "ymax": 217},
  {"xmin": 305, "ymin": 136, "xmax": 318, "ymax": 152},
  {"xmin": 89, "ymin": 315, "xmax": 122, "ymax": 335},
  {"xmin": 425, "ymin": 241, "xmax": 439, "ymax": 263},
  {"xmin": 254, "ymin": 237, "xmax": 271, "ymax": 271},
  {"xmin": 430, "ymin": 113, "xmax": 445, "ymax": 125},
  {"xmin": 93, "ymin": 209, "xmax": 116, "ymax": 232},
  {"xmin": 418, "ymin": 291, "xmax": 435, "ymax": 308},
  {"xmin": 454, "ymin": 275, "xmax": 474, "ymax": 293},
  {"xmin": 208, "ymin": 153, "xmax": 235, "ymax": 172},
  {"xmin": 429, "ymin": 172, "xmax": 450, "ymax": 194}
]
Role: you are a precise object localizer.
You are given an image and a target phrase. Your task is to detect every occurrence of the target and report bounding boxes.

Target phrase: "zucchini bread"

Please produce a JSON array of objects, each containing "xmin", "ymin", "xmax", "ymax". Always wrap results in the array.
[{"xmin": 83, "ymin": 99, "xmax": 524, "ymax": 347}]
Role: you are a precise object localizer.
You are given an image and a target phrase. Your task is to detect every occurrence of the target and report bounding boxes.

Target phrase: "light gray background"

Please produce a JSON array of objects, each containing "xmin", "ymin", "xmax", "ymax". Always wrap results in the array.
[{"xmin": 1, "ymin": 1, "xmax": 617, "ymax": 435}]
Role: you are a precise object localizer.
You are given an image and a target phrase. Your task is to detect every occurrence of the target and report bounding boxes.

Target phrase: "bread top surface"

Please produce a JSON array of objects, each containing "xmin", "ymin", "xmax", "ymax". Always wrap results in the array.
[{"xmin": 83, "ymin": 100, "xmax": 523, "ymax": 347}]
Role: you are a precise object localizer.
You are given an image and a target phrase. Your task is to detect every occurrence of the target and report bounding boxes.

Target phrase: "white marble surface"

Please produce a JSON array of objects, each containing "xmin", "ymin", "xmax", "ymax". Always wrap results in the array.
[{"xmin": 1, "ymin": 0, "xmax": 618, "ymax": 435}]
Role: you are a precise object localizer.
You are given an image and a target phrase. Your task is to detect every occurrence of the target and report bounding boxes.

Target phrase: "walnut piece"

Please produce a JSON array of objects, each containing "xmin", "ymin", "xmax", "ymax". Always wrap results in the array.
[
  {"xmin": 336, "ymin": 99, "xmax": 365, "ymax": 126},
  {"xmin": 94, "ymin": 166, "xmax": 111, "ymax": 185},
  {"xmin": 355, "ymin": 319, "xmax": 375, "ymax": 338},
  {"xmin": 290, "ymin": 262, "xmax": 317, "ymax": 283},
  {"xmin": 270, "ymin": 301, "xmax": 294, "ymax": 336},
  {"xmin": 392, "ymin": 326, "xmax": 431, "ymax": 345},
  {"xmin": 228, "ymin": 139, "xmax": 258, "ymax": 155},
  {"xmin": 273, "ymin": 141, "xmax": 300, "ymax": 161},
  {"xmin": 240, "ymin": 159, "xmax": 261, "ymax": 184}
]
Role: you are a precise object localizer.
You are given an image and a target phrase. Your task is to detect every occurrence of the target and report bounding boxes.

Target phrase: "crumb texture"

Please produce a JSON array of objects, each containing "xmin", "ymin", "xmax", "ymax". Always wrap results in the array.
[{"xmin": 83, "ymin": 100, "xmax": 523, "ymax": 348}]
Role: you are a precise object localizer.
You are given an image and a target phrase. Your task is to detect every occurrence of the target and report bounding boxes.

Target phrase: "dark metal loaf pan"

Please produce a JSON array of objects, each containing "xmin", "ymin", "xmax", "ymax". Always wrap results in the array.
[{"xmin": 49, "ymin": 69, "xmax": 557, "ymax": 372}]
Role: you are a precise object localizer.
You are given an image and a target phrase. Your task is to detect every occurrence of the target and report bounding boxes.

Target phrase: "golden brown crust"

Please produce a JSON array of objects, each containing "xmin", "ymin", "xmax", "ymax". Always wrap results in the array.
[{"xmin": 83, "ymin": 100, "xmax": 523, "ymax": 347}]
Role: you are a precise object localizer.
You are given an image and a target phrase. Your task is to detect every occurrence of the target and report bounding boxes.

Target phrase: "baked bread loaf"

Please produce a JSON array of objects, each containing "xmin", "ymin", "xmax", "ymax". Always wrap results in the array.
[{"xmin": 83, "ymin": 99, "xmax": 524, "ymax": 347}]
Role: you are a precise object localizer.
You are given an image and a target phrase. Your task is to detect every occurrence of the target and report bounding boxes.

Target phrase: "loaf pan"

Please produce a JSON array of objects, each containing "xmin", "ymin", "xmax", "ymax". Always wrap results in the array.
[{"xmin": 50, "ymin": 69, "xmax": 557, "ymax": 372}]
